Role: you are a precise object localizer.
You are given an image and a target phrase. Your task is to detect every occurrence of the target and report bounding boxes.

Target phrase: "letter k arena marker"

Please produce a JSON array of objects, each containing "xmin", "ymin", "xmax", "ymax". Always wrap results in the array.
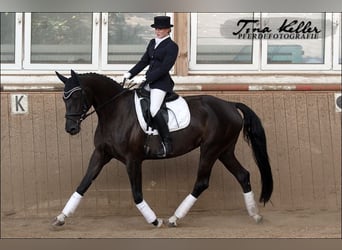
[{"xmin": 11, "ymin": 94, "xmax": 28, "ymax": 114}]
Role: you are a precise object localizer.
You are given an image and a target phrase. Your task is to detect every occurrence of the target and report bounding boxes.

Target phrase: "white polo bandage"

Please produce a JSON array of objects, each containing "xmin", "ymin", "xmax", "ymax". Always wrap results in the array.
[
  {"xmin": 62, "ymin": 192, "xmax": 83, "ymax": 217},
  {"xmin": 243, "ymin": 191, "xmax": 259, "ymax": 216},
  {"xmin": 174, "ymin": 194, "xmax": 197, "ymax": 219},
  {"xmin": 136, "ymin": 200, "xmax": 157, "ymax": 224}
]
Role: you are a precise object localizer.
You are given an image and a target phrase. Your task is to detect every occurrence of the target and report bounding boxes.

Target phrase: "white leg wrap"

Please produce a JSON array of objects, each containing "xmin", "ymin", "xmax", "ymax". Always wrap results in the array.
[
  {"xmin": 174, "ymin": 194, "xmax": 197, "ymax": 219},
  {"xmin": 62, "ymin": 192, "xmax": 83, "ymax": 217},
  {"xmin": 243, "ymin": 191, "xmax": 259, "ymax": 216},
  {"xmin": 136, "ymin": 200, "xmax": 157, "ymax": 224}
]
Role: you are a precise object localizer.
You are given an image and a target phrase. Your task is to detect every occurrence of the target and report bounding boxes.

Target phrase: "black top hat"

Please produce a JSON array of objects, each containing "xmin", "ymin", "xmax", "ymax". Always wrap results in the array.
[{"xmin": 151, "ymin": 16, "xmax": 173, "ymax": 29}]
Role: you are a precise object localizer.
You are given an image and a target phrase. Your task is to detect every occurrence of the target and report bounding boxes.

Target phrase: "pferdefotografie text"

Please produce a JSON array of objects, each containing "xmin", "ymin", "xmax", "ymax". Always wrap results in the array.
[{"xmin": 233, "ymin": 19, "xmax": 321, "ymax": 39}]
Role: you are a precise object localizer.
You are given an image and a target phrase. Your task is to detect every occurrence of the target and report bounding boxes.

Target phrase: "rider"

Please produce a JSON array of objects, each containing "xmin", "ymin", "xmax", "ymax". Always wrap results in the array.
[{"xmin": 123, "ymin": 16, "xmax": 179, "ymax": 157}]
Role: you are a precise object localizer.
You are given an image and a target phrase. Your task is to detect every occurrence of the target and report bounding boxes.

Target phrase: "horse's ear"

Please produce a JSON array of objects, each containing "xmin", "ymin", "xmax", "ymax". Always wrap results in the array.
[
  {"xmin": 70, "ymin": 70, "xmax": 80, "ymax": 82},
  {"xmin": 55, "ymin": 71, "xmax": 68, "ymax": 84}
]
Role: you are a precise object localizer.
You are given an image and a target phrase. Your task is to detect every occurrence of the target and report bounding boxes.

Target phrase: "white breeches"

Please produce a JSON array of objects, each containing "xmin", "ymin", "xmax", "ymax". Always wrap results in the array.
[{"xmin": 149, "ymin": 88, "xmax": 166, "ymax": 117}]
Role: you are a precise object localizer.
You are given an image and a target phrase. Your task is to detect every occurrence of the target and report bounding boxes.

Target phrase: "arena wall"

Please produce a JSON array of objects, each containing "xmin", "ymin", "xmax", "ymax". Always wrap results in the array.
[{"xmin": 1, "ymin": 87, "xmax": 341, "ymax": 218}]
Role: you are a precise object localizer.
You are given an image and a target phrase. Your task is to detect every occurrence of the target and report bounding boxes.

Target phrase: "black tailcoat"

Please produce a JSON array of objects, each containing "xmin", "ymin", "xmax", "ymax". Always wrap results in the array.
[{"xmin": 129, "ymin": 37, "xmax": 179, "ymax": 93}]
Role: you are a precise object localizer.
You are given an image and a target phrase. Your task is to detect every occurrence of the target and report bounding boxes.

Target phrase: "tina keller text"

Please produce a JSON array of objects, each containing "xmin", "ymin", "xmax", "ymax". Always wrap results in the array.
[{"xmin": 233, "ymin": 19, "xmax": 321, "ymax": 39}]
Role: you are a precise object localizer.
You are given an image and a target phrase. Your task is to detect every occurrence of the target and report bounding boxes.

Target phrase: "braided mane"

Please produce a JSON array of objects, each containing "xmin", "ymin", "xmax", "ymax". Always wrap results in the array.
[{"xmin": 80, "ymin": 72, "xmax": 123, "ymax": 89}]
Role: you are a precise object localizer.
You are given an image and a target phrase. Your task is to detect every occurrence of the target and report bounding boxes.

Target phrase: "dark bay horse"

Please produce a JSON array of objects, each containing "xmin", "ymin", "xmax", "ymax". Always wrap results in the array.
[{"xmin": 52, "ymin": 70, "xmax": 273, "ymax": 228}]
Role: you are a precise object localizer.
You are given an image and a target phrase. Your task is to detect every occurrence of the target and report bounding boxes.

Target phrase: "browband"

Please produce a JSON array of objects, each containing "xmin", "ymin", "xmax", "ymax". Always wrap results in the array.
[{"xmin": 63, "ymin": 86, "xmax": 82, "ymax": 100}]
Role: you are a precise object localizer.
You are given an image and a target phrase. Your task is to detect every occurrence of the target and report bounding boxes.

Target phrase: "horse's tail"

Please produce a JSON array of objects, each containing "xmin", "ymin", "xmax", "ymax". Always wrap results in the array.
[{"xmin": 235, "ymin": 102, "xmax": 273, "ymax": 204}]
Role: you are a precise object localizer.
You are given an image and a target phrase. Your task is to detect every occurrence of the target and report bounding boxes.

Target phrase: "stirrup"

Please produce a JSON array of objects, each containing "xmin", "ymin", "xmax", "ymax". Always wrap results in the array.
[
  {"xmin": 157, "ymin": 142, "xmax": 167, "ymax": 158},
  {"xmin": 147, "ymin": 141, "xmax": 171, "ymax": 158},
  {"xmin": 143, "ymin": 134, "xmax": 166, "ymax": 157},
  {"xmin": 144, "ymin": 134, "xmax": 152, "ymax": 156},
  {"xmin": 144, "ymin": 144, "xmax": 151, "ymax": 156},
  {"xmin": 156, "ymin": 141, "xmax": 173, "ymax": 158},
  {"xmin": 143, "ymin": 142, "xmax": 166, "ymax": 158}
]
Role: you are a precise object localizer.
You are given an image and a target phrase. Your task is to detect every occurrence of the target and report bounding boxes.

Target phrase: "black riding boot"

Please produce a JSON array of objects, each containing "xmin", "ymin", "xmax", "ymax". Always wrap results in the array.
[{"xmin": 152, "ymin": 110, "xmax": 173, "ymax": 157}]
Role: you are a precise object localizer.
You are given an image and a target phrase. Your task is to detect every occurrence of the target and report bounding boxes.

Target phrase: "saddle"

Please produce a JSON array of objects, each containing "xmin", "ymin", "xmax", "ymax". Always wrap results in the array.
[
  {"xmin": 136, "ymin": 87, "xmax": 179, "ymax": 129},
  {"xmin": 134, "ymin": 88, "xmax": 191, "ymax": 135}
]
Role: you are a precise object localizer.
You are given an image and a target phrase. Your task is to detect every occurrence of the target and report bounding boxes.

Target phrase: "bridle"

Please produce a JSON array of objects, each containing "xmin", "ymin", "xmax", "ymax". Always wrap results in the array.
[
  {"xmin": 63, "ymin": 86, "xmax": 91, "ymax": 125},
  {"xmin": 63, "ymin": 83, "xmax": 134, "ymax": 126}
]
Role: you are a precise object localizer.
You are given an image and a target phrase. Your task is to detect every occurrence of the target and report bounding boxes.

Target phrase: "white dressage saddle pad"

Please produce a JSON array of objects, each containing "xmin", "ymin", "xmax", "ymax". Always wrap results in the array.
[{"xmin": 134, "ymin": 92, "xmax": 191, "ymax": 135}]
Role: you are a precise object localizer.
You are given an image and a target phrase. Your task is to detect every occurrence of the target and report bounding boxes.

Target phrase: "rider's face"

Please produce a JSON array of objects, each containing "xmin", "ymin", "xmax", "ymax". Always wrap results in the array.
[{"xmin": 154, "ymin": 28, "xmax": 170, "ymax": 39}]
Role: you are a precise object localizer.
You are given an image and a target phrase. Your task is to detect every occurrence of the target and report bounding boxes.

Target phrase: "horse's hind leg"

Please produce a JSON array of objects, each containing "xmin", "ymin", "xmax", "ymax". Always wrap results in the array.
[
  {"xmin": 168, "ymin": 147, "xmax": 217, "ymax": 227},
  {"xmin": 51, "ymin": 147, "xmax": 110, "ymax": 228},
  {"xmin": 219, "ymin": 149, "xmax": 262, "ymax": 223}
]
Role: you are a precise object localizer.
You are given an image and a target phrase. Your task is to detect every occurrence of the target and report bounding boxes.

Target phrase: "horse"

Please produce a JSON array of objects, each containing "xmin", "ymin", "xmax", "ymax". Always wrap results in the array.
[{"xmin": 52, "ymin": 70, "xmax": 273, "ymax": 228}]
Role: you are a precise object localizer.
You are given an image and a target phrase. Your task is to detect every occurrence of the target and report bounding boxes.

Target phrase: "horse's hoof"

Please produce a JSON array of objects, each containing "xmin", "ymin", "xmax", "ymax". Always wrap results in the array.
[
  {"xmin": 167, "ymin": 215, "xmax": 177, "ymax": 227},
  {"xmin": 50, "ymin": 217, "xmax": 65, "ymax": 230},
  {"xmin": 155, "ymin": 218, "xmax": 163, "ymax": 228},
  {"xmin": 52, "ymin": 217, "xmax": 65, "ymax": 226},
  {"xmin": 253, "ymin": 214, "xmax": 263, "ymax": 224},
  {"xmin": 168, "ymin": 221, "xmax": 177, "ymax": 227}
]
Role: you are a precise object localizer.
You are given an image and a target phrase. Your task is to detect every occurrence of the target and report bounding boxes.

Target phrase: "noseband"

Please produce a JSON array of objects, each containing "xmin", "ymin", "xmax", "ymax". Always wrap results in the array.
[{"xmin": 63, "ymin": 86, "xmax": 90, "ymax": 125}]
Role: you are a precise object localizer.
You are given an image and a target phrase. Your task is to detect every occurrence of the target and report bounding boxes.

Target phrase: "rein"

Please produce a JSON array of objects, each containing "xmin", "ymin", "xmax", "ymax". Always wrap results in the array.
[{"xmin": 81, "ymin": 87, "xmax": 130, "ymax": 120}]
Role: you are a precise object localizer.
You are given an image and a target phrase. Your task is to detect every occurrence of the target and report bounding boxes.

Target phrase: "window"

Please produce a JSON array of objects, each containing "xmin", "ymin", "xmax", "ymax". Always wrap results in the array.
[
  {"xmin": 101, "ymin": 12, "xmax": 167, "ymax": 70},
  {"xmin": 333, "ymin": 13, "xmax": 341, "ymax": 70},
  {"xmin": 261, "ymin": 13, "xmax": 332, "ymax": 70},
  {"xmin": 23, "ymin": 13, "xmax": 100, "ymax": 70},
  {"xmin": 190, "ymin": 13, "xmax": 260, "ymax": 71},
  {"xmin": 1, "ymin": 12, "xmax": 340, "ymax": 74},
  {"xmin": 0, "ymin": 13, "xmax": 22, "ymax": 69}
]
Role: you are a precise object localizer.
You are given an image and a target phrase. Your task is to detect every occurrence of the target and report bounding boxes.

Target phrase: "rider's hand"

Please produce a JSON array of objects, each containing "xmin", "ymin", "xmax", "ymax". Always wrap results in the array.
[
  {"xmin": 140, "ymin": 75, "xmax": 146, "ymax": 83},
  {"xmin": 123, "ymin": 72, "xmax": 131, "ymax": 82}
]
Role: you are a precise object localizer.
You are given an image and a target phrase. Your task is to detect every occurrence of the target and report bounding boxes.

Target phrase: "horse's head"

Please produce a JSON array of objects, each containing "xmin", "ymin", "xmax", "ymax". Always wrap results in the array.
[{"xmin": 56, "ymin": 70, "xmax": 90, "ymax": 135}]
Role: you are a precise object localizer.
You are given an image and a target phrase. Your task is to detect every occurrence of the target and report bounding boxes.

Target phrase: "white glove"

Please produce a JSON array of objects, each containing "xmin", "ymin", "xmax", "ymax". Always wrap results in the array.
[
  {"xmin": 140, "ymin": 75, "xmax": 146, "ymax": 82},
  {"xmin": 123, "ymin": 72, "xmax": 131, "ymax": 81},
  {"xmin": 134, "ymin": 75, "xmax": 146, "ymax": 84}
]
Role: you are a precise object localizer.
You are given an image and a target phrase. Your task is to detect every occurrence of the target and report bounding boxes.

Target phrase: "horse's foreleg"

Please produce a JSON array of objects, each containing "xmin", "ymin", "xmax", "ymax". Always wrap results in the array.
[
  {"xmin": 51, "ymin": 148, "xmax": 110, "ymax": 228},
  {"xmin": 219, "ymin": 150, "xmax": 262, "ymax": 223},
  {"xmin": 168, "ymin": 150, "xmax": 216, "ymax": 227},
  {"xmin": 126, "ymin": 160, "xmax": 163, "ymax": 227},
  {"xmin": 168, "ymin": 194, "xmax": 197, "ymax": 227}
]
